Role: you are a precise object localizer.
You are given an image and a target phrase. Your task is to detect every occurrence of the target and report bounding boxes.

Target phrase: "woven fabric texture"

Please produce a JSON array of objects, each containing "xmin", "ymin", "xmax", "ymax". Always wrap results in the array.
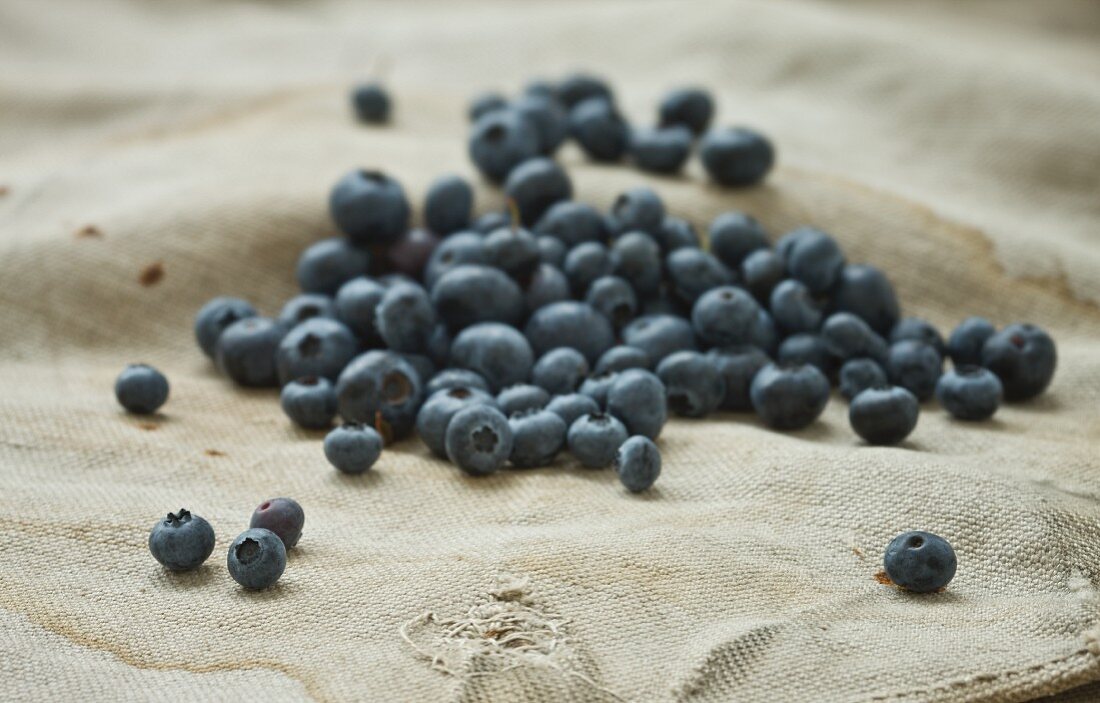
[{"xmin": 2, "ymin": 1, "xmax": 1099, "ymax": 701}]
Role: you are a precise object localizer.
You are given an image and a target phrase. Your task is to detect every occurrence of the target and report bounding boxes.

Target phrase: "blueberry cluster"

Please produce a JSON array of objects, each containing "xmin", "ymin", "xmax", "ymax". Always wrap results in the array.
[{"xmin": 147, "ymin": 498, "xmax": 303, "ymax": 590}]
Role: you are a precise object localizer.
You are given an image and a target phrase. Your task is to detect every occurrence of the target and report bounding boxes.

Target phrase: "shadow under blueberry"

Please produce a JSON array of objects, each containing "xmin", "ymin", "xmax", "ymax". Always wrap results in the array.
[
  {"xmin": 155, "ymin": 562, "xmax": 217, "ymax": 589},
  {"xmin": 230, "ymin": 578, "xmax": 298, "ymax": 600}
]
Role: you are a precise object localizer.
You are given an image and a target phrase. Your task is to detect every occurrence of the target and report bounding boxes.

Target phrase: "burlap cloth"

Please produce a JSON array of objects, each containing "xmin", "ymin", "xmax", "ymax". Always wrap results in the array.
[{"xmin": 3, "ymin": 1, "xmax": 1100, "ymax": 700}]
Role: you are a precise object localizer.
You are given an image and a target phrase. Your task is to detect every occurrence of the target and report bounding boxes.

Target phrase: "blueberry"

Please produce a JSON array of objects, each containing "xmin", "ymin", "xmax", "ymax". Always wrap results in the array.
[
  {"xmin": 472, "ymin": 211, "xmax": 511, "ymax": 234},
  {"xmin": 656, "ymin": 351, "xmax": 725, "ymax": 418},
  {"xmin": 295, "ymin": 237, "xmax": 370, "ymax": 295},
  {"xmin": 607, "ymin": 369, "xmax": 667, "ymax": 439},
  {"xmin": 655, "ymin": 216, "xmax": 700, "ymax": 253},
  {"xmin": 609, "ymin": 187, "xmax": 665, "ymax": 237},
  {"xmin": 829, "ymin": 264, "xmax": 900, "ymax": 335},
  {"xmin": 750, "ymin": 363, "xmax": 830, "ymax": 430},
  {"xmin": 148, "ymin": 509, "xmax": 215, "ymax": 572},
  {"xmin": 445, "ymin": 404, "xmax": 513, "ymax": 476},
  {"xmin": 431, "ymin": 265, "xmax": 524, "ymax": 331},
  {"xmin": 227, "ymin": 528, "xmax": 286, "ymax": 590},
  {"xmin": 424, "ymin": 233, "xmax": 488, "ymax": 290},
  {"xmin": 387, "ymin": 228, "xmax": 440, "ymax": 279},
  {"xmin": 770, "ymin": 279, "xmax": 823, "ymax": 335},
  {"xmin": 399, "ymin": 352, "xmax": 437, "ymax": 387},
  {"xmin": 509, "ymin": 409, "xmax": 568, "ymax": 468},
  {"xmin": 821, "ymin": 312, "xmax": 888, "ymax": 365},
  {"xmin": 981, "ymin": 324, "xmax": 1056, "ymax": 401},
  {"xmin": 468, "ymin": 91, "xmax": 507, "ymax": 122},
  {"xmin": 630, "ymin": 126, "xmax": 693, "ymax": 174},
  {"xmin": 946, "ymin": 317, "xmax": 996, "ymax": 368},
  {"xmin": 658, "ymin": 87, "xmax": 714, "ymax": 135},
  {"xmin": 522, "ymin": 79, "xmax": 558, "ymax": 102},
  {"xmin": 469, "ymin": 109, "xmax": 540, "ymax": 183},
  {"xmin": 525, "ymin": 263, "xmax": 572, "ymax": 314},
  {"xmin": 449, "ymin": 322, "xmax": 534, "ymax": 392},
  {"xmin": 545, "ymin": 393, "xmax": 600, "ymax": 427},
  {"xmin": 280, "ymin": 376, "xmax": 338, "ymax": 429},
  {"xmin": 741, "ymin": 249, "xmax": 783, "ymax": 301},
  {"xmin": 424, "ymin": 174, "xmax": 473, "ymax": 236},
  {"xmin": 334, "ymin": 276, "xmax": 387, "ymax": 347},
  {"xmin": 883, "ymin": 531, "xmax": 957, "ymax": 593},
  {"xmin": 586, "ymin": 275, "xmax": 637, "ymax": 329},
  {"xmin": 497, "ymin": 384, "xmax": 550, "ymax": 415},
  {"xmin": 278, "ymin": 293, "xmax": 336, "ymax": 328},
  {"xmin": 615, "ymin": 436, "xmax": 662, "ymax": 493},
  {"xmin": 611, "ymin": 232, "xmax": 662, "ymax": 297},
  {"xmin": 524, "ymin": 301, "xmax": 615, "ymax": 364},
  {"xmin": 426, "ymin": 368, "xmax": 490, "ymax": 396},
  {"xmin": 416, "ymin": 386, "xmax": 497, "ymax": 457},
  {"xmin": 484, "ymin": 226, "xmax": 540, "ymax": 282},
  {"xmin": 276, "ymin": 318, "xmax": 358, "ymax": 385},
  {"xmin": 194, "ymin": 297, "xmax": 257, "ymax": 358},
  {"xmin": 216, "ymin": 317, "xmax": 287, "ymax": 387},
  {"xmin": 564, "ymin": 241, "xmax": 615, "ymax": 296},
  {"xmin": 335, "ymin": 350, "xmax": 423, "ymax": 439},
  {"xmin": 329, "ymin": 170, "xmax": 409, "ymax": 246},
  {"xmin": 890, "ymin": 317, "xmax": 946, "ymax": 357},
  {"xmin": 324, "ymin": 422, "xmax": 383, "ymax": 473},
  {"xmin": 351, "ymin": 83, "xmax": 390, "ymax": 123},
  {"xmin": 706, "ymin": 346, "xmax": 770, "ymax": 411},
  {"xmin": 595, "ymin": 345, "xmax": 650, "ymax": 374},
  {"xmin": 849, "ymin": 386, "xmax": 919, "ymax": 445},
  {"xmin": 558, "ymin": 73, "xmax": 614, "ymax": 109},
  {"xmin": 777, "ymin": 333, "xmax": 836, "ymax": 378},
  {"xmin": 935, "ymin": 366, "xmax": 1003, "ymax": 421},
  {"xmin": 375, "ymin": 282, "xmax": 436, "ymax": 353},
  {"xmin": 579, "ymin": 371, "xmax": 619, "ymax": 409},
  {"xmin": 666, "ymin": 248, "xmax": 735, "ymax": 304},
  {"xmin": 512, "ymin": 95, "xmax": 568, "ymax": 156},
  {"xmin": 839, "ymin": 358, "xmax": 888, "ymax": 401},
  {"xmin": 886, "ymin": 340, "xmax": 942, "ymax": 402},
  {"xmin": 567, "ymin": 412, "xmax": 629, "ymax": 468},
  {"xmin": 699, "ymin": 127, "xmax": 774, "ymax": 186},
  {"xmin": 533, "ymin": 201, "xmax": 608, "ymax": 248},
  {"xmin": 778, "ymin": 227, "xmax": 846, "ymax": 294},
  {"xmin": 691, "ymin": 286, "xmax": 762, "ymax": 347},
  {"xmin": 537, "ymin": 236, "xmax": 567, "ymax": 267},
  {"xmin": 532, "ymin": 347, "xmax": 590, "ymax": 395},
  {"xmin": 749, "ymin": 309, "xmax": 779, "ymax": 355},
  {"xmin": 115, "ymin": 364, "xmax": 169, "ymax": 414},
  {"xmin": 569, "ymin": 97, "xmax": 629, "ymax": 162},
  {"xmin": 250, "ymin": 497, "xmax": 304, "ymax": 549},
  {"xmin": 622, "ymin": 314, "xmax": 697, "ymax": 367},
  {"xmin": 709, "ymin": 212, "xmax": 769, "ymax": 268},
  {"xmin": 503, "ymin": 158, "xmax": 572, "ymax": 226}
]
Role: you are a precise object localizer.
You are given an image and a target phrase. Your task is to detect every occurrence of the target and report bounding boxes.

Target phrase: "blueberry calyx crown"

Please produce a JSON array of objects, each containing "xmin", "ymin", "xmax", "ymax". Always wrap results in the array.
[{"xmin": 165, "ymin": 508, "xmax": 192, "ymax": 525}]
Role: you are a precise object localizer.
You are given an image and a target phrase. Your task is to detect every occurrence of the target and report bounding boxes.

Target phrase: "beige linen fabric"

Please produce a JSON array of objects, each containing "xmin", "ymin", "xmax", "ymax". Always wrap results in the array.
[{"xmin": 2, "ymin": 1, "xmax": 1100, "ymax": 701}]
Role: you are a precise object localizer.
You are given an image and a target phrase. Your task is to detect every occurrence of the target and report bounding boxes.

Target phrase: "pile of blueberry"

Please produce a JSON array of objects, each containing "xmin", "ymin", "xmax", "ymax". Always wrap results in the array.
[
  {"xmin": 117, "ymin": 72, "xmax": 1061, "ymax": 591},
  {"xmin": 147, "ymin": 498, "xmax": 303, "ymax": 590}
]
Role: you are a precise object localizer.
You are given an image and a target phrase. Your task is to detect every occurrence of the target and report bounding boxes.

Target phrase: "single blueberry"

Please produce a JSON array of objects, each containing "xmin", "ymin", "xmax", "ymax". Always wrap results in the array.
[
  {"xmin": 512, "ymin": 95, "xmax": 569, "ymax": 155},
  {"xmin": 665, "ymin": 248, "xmax": 735, "ymax": 305},
  {"xmin": 296, "ymin": 237, "xmax": 371, "ymax": 296},
  {"xmin": 849, "ymin": 386, "xmax": 919, "ymax": 445},
  {"xmin": 657, "ymin": 351, "xmax": 725, "ymax": 418},
  {"xmin": 567, "ymin": 412, "xmax": 629, "ymax": 469},
  {"xmin": 630, "ymin": 126, "xmax": 693, "ymax": 174},
  {"xmin": 508, "ymin": 409, "xmax": 568, "ymax": 468},
  {"xmin": 194, "ymin": 297, "xmax": 257, "ymax": 359},
  {"xmin": 586, "ymin": 276, "xmax": 638, "ymax": 329},
  {"xmin": 431, "ymin": 264, "xmax": 524, "ymax": 331},
  {"xmin": 484, "ymin": 226, "xmax": 541, "ymax": 282},
  {"xmin": 741, "ymin": 249, "xmax": 784, "ymax": 302},
  {"xmin": 770, "ymin": 279, "xmax": 824, "ymax": 335},
  {"xmin": 524, "ymin": 301, "xmax": 616, "ymax": 365},
  {"xmin": 947, "ymin": 317, "xmax": 996, "ymax": 368},
  {"xmin": 709, "ymin": 212, "xmax": 769, "ymax": 268},
  {"xmin": 622, "ymin": 314, "xmax": 697, "ymax": 367},
  {"xmin": 886, "ymin": 340, "xmax": 943, "ymax": 402},
  {"xmin": 375, "ymin": 282, "xmax": 437, "ymax": 353},
  {"xmin": 778, "ymin": 227, "xmax": 846, "ymax": 294},
  {"xmin": 607, "ymin": 368, "xmax": 668, "ymax": 439},
  {"xmin": 750, "ymin": 309, "xmax": 779, "ymax": 356},
  {"xmin": 691, "ymin": 286, "xmax": 762, "ymax": 347},
  {"xmin": 981, "ymin": 324, "xmax": 1056, "ymax": 401},
  {"xmin": 611, "ymin": 231, "xmax": 663, "ymax": 297},
  {"xmin": 334, "ymin": 276, "xmax": 387, "ymax": 347},
  {"xmin": 525, "ymin": 264, "xmax": 572, "ymax": 314},
  {"xmin": 658, "ymin": 87, "xmax": 714, "ymax": 135},
  {"xmin": 829, "ymin": 264, "xmax": 900, "ymax": 335},
  {"xmin": 468, "ymin": 91, "xmax": 508, "ymax": 122},
  {"xmin": 706, "ymin": 346, "xmax": 770, "ymax": 411},
  {"xmin": 424, "ymin": 174, "xmax": 473, "ymax": 236},
  {"xmin": 820, "ymin": 312, "xmax": 889, "ymax": 365},
  {"xmin": 329, "ymin": 169, "xmax": 409, "ymax": 246},
  {"xmin": 558, "ymin": 73, "xmax": 614, "ymax": 109},
  {"xmin": 699, "ymin": 127, "xmax": 774, "ymax": 186},
  {"xmin": 545, "ymin": 393, "xmax": 600, "ymax": 428},
  {"xmin": 579, "ymin": 371, "xmax": 619, "ymax": 409},
  {"xmin": 569, "ymin": 97, "xmax": 630, "ymax": 162},
  {"xmin": 216, "ymin": 317, "xmax": 287, "ymax": 388},
  {"xmin": 537, "ymin": 236, "xmax": 567, "ymax": 268},
  {"xmin": 608, "ymin": 187, "xmax": 665, "ymax": 237},
  {"xmin": 278, "ymin": 293, "xmax": 337, "ymax": 328},
  {"xmin": 615, "ymin": 436, "xmax": 662, "ymax": 493},
  {"xmin": 503, "ymin": 157, "xmax": 572, "ymax": 226},
  {"xmin": 936, "ymin": 366, "xmax": 1003, "ymax": 421},
  {"xmin": 148, "ymin": 508, "xmax": 215, "ymax": 572},
  {"xmin": 469, "ymin": 109, "xmax": 540, "ymax": 183},
  {"xmin": 250, "ymin": 497, "xmax": 305, "ymax": 550},
  {"xmin": 416, "ymin": 386, "xmax": 497, "ymax": 457},
  {"xmin": 276, "ymin": 318, "xmax": 359, "ymax": 385},
  {"xmin": 497, "ymin": 384, "xmax": 550, "ymax": 415},
  {"xmin": 426, "ymin": 368, "xmax": 490, "ymax": 396},
  {"xmin": 564, "ymin": 241, "xmax": 616, "ymax": 296},
  {"xmin": 777, "ymin": 333, "xmax": 837, "ymax": 378},
  {"xmin": 227, "ymin": 528, "xmax": 286, "ymax": 591},
  {"xmin": 324, "ymin": 423, "xmax": 384, "ymax": 473},
  {"xmin": 445, "ymin": 404, "xmax": 514, "ymax": 476},
  {"xmin": 387, "ymin": 228, "xmax": 440, "ymax": 280},
  {"xmin": 449, "ymin": 322, "xmax": 534, "ymax": 392},
  {"xmin": 890, "ymin": 317, "xmax": 946, "ymax": 357},
  {"xmin": 750, "ymin": 362, "xmax": 830, "ymax": 430},
  {"xmin": 533, "ymin": 201, "xmax": 608, "ymax": 248},
  {"xmin": 655, "ymin": 216, "xmax": 700, "ymax": 253},
  {"xmin": 351, "ymin": 83, "xmax": 390, "ymax": 123},
  {"xmin": 115, "ymin": 364, "xmax": 169, "ymax": 414},
  {"xmin": 335, "ymin": 350, "xmax": 423, "ymax": 439},
  {"xmin": 424, "ymin": 233, "xmax": 488, "ymax": 290},
  {"xmin": 280, "ymin": 376, "xmax": 338, "ymax": 429},
  {"xmin": 838, "ymin": 358, "xmax": 888, "ymax": 401},
  {"xmin": 883, "ymin": 531, "xmax": 957, "ymax": 593},
  {"xmin": 532, "ymin": 347, "xmax": 590, "ymax": 395},
  {"xmin": 595, "ymin": 345, "xmax": 650, "ymax": 375}
]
